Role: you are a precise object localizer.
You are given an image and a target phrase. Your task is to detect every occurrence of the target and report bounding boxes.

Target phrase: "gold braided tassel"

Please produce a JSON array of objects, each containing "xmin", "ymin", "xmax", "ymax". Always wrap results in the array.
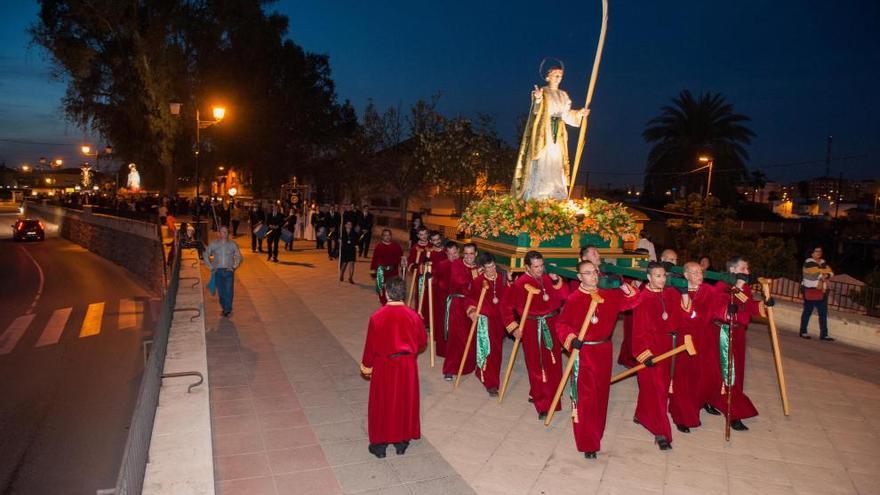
[{"xmin": 571, "ymin": 402, "xmax": 579, "ymax": 423}]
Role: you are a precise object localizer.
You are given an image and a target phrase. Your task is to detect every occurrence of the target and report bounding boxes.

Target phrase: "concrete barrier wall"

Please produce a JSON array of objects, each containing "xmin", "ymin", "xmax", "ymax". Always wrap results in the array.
[{"xmin": 26, "ymin": 202, "xmax": 166, "ymax": 294}]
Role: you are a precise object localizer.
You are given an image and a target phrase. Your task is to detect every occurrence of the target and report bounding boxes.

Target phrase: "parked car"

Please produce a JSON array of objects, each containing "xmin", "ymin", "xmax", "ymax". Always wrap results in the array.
[{"xmin": 12, "ymin": 218, "xmax": 44, "ymax": 241}]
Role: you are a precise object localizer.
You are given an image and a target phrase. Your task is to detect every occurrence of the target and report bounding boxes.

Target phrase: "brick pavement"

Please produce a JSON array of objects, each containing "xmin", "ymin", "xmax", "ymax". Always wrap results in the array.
[{"xmin": 205, "ymin": 234, "xmax": 880, "ymax": 495}]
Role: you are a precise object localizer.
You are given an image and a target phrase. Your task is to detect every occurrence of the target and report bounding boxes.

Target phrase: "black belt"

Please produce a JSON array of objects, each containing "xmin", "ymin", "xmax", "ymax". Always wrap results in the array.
[
  {"xmin": 527, "ymin": 309, "xmax": 560, "ymax": 320},
  {"xmin": 581, "ymin": 336, "xmax": 612, "ymax": 345},
  {"xmin": 388, "ymin": 351, "xmax": 411, "ymax": 358}
]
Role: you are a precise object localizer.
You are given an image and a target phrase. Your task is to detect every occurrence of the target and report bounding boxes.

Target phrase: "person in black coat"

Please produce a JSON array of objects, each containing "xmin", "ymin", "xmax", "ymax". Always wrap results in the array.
[
  {"xmin": 358, "ymin": 205, "xmax": 375, "ymax": 258},
  {"xmin": 249, "ymin": 204, "xmax": 266, "ymax": 253},
  {"xmin": 283, "ymin": 208, "xmax": 297, "ymax": 251},
  {"xmin": 327, "ymin": 205, "xmax": 342, "ymax": 260},
  {"xmin": 314, "ymin": 207, "xmax": 328, "ymax": 249},
  {"xmin": 339, "ymin": 220, "xmax": 358, "ymax": 283},
  {"xmin": 265, "ymin": 203, "xmax": 284, "ymax": 262}
]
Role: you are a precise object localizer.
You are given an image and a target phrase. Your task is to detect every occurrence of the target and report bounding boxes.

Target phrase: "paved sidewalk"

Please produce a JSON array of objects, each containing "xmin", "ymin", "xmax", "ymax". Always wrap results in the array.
[{"xmin": 205, "ymin": 235, "xmax": 880, "ymax": 495}]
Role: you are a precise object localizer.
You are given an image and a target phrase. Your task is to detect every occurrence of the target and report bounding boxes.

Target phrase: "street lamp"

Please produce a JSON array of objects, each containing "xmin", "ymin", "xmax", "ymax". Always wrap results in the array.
[
  {"xmin": 81, "ymin": 144, "xmax": 113, "ymax": 172},
  {"xmin": 54, "ymin": 158, "xmax": 63, "ymax": 168},
  {"xmin": 193, "ymin": 104, "xmax": 225, "ymax": 236},
  {"xmin": 697, "ymin": 155, "xmax": 714, "ymax": 199},
  {"xmin": 21, "ymin": 164, "xmax": 32, "ymax": 172}
]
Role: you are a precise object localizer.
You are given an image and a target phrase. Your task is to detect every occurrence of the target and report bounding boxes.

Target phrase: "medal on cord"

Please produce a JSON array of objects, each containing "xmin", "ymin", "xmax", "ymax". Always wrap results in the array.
[
  {"xmin": 490, "ymin": 277, "xmax": 499, "ymax": 305},
  {"xmin": 537, "ymin": 276, "xmax": 550, "ymax": 302},
  {"xmin": 660, "ymin": 290, "xmax": 669, "ymax": 321}
]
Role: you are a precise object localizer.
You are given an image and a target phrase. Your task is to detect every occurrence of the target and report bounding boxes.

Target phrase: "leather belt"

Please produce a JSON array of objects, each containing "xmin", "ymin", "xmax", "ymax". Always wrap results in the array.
[
  {"xmin": 388, "ymin": 351, "xmax": 411, "ymax": 358},
  {"xmin": 527, "ymin": 309, "xmax": 561, "ymax": 320}
]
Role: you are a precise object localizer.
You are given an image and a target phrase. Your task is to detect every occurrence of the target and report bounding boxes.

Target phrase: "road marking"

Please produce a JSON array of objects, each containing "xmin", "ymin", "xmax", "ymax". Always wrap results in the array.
[
  {"xmin": 0, "ymin": 314, "xmax": 35, "ymax": 354},
  {"xmin": 36, "ymin": 307, "xmax": 72, "ymax": 347},
  {"xmin": 79, "ymin": 302, "xmax": 105, "ymax": 338},
  {"xmin": 118, "ymin": 299, "xmax": 138, "ymax": 330},
  {"xmin": 17, "ymin": 245, "xmax": 45, "ymax": 315}
]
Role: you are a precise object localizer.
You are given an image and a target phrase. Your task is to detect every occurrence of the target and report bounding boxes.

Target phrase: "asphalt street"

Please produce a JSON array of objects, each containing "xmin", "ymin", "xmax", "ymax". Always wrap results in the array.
[{"xmin": 0, "ymin": 212, "xmax": 158, "ymax": 495}]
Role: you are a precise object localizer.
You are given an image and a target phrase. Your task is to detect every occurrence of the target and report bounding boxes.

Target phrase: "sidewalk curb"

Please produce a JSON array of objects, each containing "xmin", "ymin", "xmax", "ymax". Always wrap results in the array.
[{"xmin": 143, "ymin": 254, "xmax": 215, "ymax": 495}]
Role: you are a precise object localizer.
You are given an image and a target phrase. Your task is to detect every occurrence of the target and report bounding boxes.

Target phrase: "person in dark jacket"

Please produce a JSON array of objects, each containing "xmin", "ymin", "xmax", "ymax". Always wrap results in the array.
[
  {"xmin": 359, "ymin": 205, "xmax": 375, "ymax": 258},
  {"xmin": 327, "ymin": 205, "xmax": 342, "ymax": 260},
  {"xmin": 315, "ymin": 207, "xmax": 328, "ymax": 250},
  {"xmin": 265, "ymin": 203, "xmax": 284, "ymax": 262},
  {"xmin": 283, "ymin": 207, "xmax": 297, "ymax": 251},
  {"xmin": 249, "ymin": 204, "xmax": 266, "ymax": 253},
  {"xmin": 339, "ymin": 220, "xmax": 359, "ymax": 283}
]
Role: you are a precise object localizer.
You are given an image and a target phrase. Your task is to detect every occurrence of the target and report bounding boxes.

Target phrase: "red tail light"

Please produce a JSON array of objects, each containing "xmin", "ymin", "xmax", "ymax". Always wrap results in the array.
[
  {"xmin": 38, "ymin": 221, "xmax": 44, "ymax": 230},
  {"xmin": 16, "ymin": 222, "xmax": 24, "ymax": 231}
]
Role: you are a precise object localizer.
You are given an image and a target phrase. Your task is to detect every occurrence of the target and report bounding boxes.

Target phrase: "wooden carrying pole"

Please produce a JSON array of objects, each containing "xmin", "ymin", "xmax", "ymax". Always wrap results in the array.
[
  {"xmin": 455, "ymin": 282, "xmax": 489, "ymax": 389},
  {"xmin": 498, "ymin": 284, "xmax": 541, "ymax": 403},
  {"xmin": 544, "ymin": 293, "xmax": 603, "ymax": 426},
  {"xmin": 417, "ymin": 262, "xmax": 428, "ymax": 320},
  {"xmin": 427, "ymin": 263, "xmax": 436, "ymax": 368},
  {"xmin": 610, "ymin": 334, "xmax": 696, "ymax": 384},
  {"xmin": 568, "ymin": 0, "xmax": 609, "ymax": 199},
  {"xmin": 758, "ymin": 277, "xmax": 791, "ymax": 416},
  {"xmin": 406, "ymin": 250, "xmax": 422, "ymax": 308}
]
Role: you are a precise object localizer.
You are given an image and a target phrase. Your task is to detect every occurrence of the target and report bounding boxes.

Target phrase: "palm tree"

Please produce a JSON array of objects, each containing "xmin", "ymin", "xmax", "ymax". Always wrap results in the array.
[
  {"xmin": 747, "ymin": 169, "xmax": 768, "ymax": 202},
  {"xmin": 642, "ymin": 90, "xmax": 755, "ymax": 204}
]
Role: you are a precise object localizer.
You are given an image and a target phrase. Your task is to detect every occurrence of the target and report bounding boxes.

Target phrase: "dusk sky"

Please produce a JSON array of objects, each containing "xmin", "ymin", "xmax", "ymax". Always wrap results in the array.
[{"xmin": 1, "ymin": 0, "xmax": 878, "ymax": 187}]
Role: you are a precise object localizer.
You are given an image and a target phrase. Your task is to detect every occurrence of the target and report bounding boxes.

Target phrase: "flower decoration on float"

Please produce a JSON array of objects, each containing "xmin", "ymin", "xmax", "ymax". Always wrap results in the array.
[{"xmin": 458, "ymin": 196, "xmax": 637, "ymax": 243}]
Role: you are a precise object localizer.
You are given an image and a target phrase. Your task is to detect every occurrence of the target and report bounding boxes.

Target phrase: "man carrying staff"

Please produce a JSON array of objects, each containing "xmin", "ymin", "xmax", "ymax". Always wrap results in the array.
[
  {"xmin": 441, "ymin": 242, "xmax": 481, "ymax": 381},
  {"xmin": 466, "ymin": 252, "xmax": 509, "ymax": 396},
  {"xmin": 501, "ymin": 251, "xmax": 569, "ymax": 420},
  {"xmin": 360, "ymin": 278, "xmax": 427, "ymax": 459},
  {"xmin": 669, "ymin": 261, "xmax": 718, "ymax": 433},
  {"xmin": 556, "ymin": 260, "xmax": 641, "ymax": 459},
  {"xmin": 707, "ymin": 255, "xmax": 772, "ymax": 432},
  {"xmin": 619, "ymin": 249, "xmax": 678, "ymax": 368},
  {"xmin": 406, "ymin": 226, "xmax": 431, "ymax": 308},
  {"xmin": 632, "ymin": 261, "xmax": 691, "ymax": 450},
  {"xmin": 423, "ymin": 231, "xmax": 449, "ymax": 325},
  {"xmin": 370, "ymin": 229, "xmax": 405, "ymax": 305}
]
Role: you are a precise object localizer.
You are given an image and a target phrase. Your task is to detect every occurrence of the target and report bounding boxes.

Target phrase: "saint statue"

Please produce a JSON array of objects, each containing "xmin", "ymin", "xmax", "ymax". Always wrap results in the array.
[
  {"xmin": 127, "ymin": 163, "xmax": 141, "ymax": 191},
  {"xmin": 511, "ymin": 60, "xmax": 589, "ymax": 200}
]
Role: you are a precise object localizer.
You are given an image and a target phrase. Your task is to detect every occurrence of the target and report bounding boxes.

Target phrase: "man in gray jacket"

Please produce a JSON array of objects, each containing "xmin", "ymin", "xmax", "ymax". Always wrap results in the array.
[{"xmin": 204, "ymin": 226, "xmax": 243, "ymax": 317}]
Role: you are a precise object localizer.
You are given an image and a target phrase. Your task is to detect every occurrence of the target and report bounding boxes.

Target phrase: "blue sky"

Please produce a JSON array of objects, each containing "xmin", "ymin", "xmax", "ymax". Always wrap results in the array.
[{"xmin": 2, "ymin": 0, "xmax": 878, "ymax": 186}]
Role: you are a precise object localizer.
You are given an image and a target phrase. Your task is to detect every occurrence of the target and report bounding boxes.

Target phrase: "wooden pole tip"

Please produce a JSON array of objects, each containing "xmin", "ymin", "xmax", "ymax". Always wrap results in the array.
[{"xmin": 684, "ymin": 334, "xmax": 697, "ymax": 356}]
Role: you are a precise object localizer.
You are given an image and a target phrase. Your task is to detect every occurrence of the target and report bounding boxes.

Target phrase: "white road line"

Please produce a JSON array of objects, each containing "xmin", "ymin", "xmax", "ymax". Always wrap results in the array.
[
  {"xmin": 118, "ymin": 299, "xmax": 138, "ymax": 330},
  {"xmin": 79, "ymin": 302, "xmax": 105, "ymax": 338},
  {"xmin": 18, "ymin": 245, "xmax": 45, "ymax": 315},
  {"xmin": 0, "ymin": 314, "xmax": 36, "ymax": 354},
  {"xmin": 36, "ymin": 307, "xmax": 72, "ymax": 347}
]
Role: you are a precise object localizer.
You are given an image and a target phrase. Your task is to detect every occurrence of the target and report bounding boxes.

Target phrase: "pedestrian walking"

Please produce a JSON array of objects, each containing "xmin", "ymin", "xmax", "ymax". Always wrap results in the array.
[
  {"xmin": 229, "ymin": 201, "xmax": 240, "ymax": 237},
  {"xmin": 800, "ymin": 246, "xmax": 834, "ymax": 341},
  {"xmin": 339, "ymin": 220, "xmax": 358, "ymax": 283},
  {"xmin": 249, "ymin": 203, "xmax": 265, "ymax": 253},
  {"xmin": 327, "ymin": 205, "xmax": 341, "ymax": 260},
  {"xmin": 283, "ymin": 207, "xmax": 297, "ymax": 251},
  {"xmin": 304, "ymin": 203, "xmax": 317, "ymax": 242},
  {"xmin": 204, "ymin": 226, "xmax": 243, "ymax": 317},
  {"xmin": 265, "ymin": 203, "xmax": 284, "ymax": 262}
]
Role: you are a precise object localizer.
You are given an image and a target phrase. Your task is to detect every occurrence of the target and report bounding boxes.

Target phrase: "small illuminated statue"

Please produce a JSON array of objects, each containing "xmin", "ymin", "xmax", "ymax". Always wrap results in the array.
[
  {"xmin": 127, "ymin": 163, "xmax": 141, "ymax": 191},
  {"xmin": 81, "ymin": 164, "xmax": 92, "ymax": 188},
  {"xmin": 512, "ymin": 59, "xmax": 589, "ymax": 200}
]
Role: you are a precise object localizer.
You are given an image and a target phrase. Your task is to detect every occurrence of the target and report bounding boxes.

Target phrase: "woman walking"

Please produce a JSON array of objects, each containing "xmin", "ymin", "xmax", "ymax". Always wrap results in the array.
[{"xmin": 339, "ymin": 220, "xmax": 359, "ymax": 283}]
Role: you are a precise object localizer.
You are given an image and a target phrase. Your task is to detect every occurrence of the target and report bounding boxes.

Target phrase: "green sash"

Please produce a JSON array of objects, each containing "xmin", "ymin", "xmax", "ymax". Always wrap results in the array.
[
  {"xmin": 475, "ymin": 315, "xmax": 490, "ymax": 369},
  {"xmin": 444, "ymin": 293, "xmax": 466, "ymax": 340},
  {"xmin": 375, "ymin": 266, "xmax": 385, "ymax": 295},
  {"xmin": 569, "ymin": 355, "xmax": 580, "ymax": 403},
  {"xmin": 719, "ymin": 323, "xmax": 735, "ymax": 387}
]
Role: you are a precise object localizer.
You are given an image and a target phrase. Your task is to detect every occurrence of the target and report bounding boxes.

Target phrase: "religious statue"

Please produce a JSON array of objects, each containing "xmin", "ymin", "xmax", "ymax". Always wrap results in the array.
[
  {"xmin": 511, "ymin": 59, "xmax": 589, "ymax": 200},
  {"xmin": 80, "ymin": 164, "xmax": 92, "ymax": 188},
  {"xmin": 127, "ymin": 163, "xmax": 141, "ymax": 191}
]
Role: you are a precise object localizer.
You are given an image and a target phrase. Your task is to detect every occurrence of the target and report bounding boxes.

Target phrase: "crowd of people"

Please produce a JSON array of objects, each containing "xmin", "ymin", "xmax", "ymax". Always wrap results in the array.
[{"xmin": 360, "ymin": 230, "xmax": 782, "ymax": 460}]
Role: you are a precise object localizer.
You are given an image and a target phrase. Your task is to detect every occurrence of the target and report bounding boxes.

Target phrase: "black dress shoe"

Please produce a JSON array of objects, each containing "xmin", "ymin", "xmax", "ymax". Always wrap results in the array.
[
  {"xmin": 527, "ymin": 397, "xmax": 534, "ymax": 403},
  {"xmin": 487, "ymin": 388, "xmax": 499, "ymax": 397},
  {"xmin": 703, "ymin": 404, "xmax": 721, "ymax": 416},
  {"xmin": 584, "ymin": 451, "xmax": 597, "ymax": 459},
  {"xmin": 443, "ymin": 374, "xmax": 453, "ymax": 382},
  {"xmin": 656, "ymin": 437, "xmax": 672, "ymax": 451},
  {"xmin": 633, "ymin": 417, "xmax": 641, "ymax": 425},
  {"xmin": 676, "ymin": 424, "xmax": 691, "ymax": 433},
  {"xmin": 820, "ymin": 336, "xmax": 835, "ymax": 342},
  {"xmin": 394, "ymin": 441, "xmax": 410, "ymax": 455},
  {"xmin": 800, "ymin": 333, "xmax": 811, "ymax": 339},
  {"xmin": 538, "ymin": 412, "xmax": 548, "ymax": 421},
  {"xmin": 730, "ymin": 420, "xmax": 749, "ymax": 431},
  {"xmin": 368, "ymin": 443, "xmax": 388, "ymax": 458}
]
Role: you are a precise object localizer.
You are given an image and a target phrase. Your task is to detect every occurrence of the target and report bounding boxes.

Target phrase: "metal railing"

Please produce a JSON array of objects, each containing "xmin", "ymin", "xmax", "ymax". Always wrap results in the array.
[
  {"xmin": 109, "ymin": 230, "xmax": 183, "ymax": 495},
  {"xmin": 761, "ymin": 276, "xmax": 880, "ymax": 317}
]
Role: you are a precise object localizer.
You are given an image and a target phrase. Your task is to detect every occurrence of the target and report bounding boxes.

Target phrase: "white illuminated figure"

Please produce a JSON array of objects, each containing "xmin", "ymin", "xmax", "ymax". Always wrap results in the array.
[{"xmin": 127, "ymin": 163, "xmax": 141, "ymax": 191}]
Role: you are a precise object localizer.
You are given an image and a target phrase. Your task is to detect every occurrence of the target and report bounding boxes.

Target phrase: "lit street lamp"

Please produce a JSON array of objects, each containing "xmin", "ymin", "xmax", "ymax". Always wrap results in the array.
[
  {"xmin": 697, "ymin": 155, "xmax": 714, "ymax": 199},
  {"xmin": 170, "ymin": 102, "xmax": 226, "ymax": 239},
  {"xmin": 54, "ymin": 158, "xmax": 63, "ymax": 168},
  {"xmin": 21, "ymin": 164, "xmax": 32, "ymax": 173}
]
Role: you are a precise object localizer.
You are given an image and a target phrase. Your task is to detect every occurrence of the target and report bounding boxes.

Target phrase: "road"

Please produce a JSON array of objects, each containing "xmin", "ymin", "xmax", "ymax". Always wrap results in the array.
[{"xmin": 0, "ymin": 212, "xmax": 159, "ymax": 495}]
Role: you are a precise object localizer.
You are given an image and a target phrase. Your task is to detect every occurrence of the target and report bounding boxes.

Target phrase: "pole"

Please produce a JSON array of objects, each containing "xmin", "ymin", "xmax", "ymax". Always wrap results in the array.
[
  {"xmin": 758, "ymin": 278, "xmax": 790, "ymax": 416},
  {"xmin": 428, "ymin": 264, "xmax": 436, "ymax": 368},
  {"xmin": 454, "ymin": 282, "xmax": 489, "ymax": 388},
  {"xmin": 498, "ymin": 284, "xmax": 541, "ymax": 403},
  {"xmin": 568, "ymin": 0, "xmax": 609, "ymax": 199},
  {"xmin": 195, "ymin": 108, "xmax": 201, "ymax": 242},
  {"xmin": 706, "ymin": 160, "xmax": 713, "ymax": 199}
]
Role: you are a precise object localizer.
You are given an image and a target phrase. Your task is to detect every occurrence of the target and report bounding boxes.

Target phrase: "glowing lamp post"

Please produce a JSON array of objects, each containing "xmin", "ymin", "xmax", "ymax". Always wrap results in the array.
[{"xmin": 698, "ymin": 155, "xmax": 714, "ymax": 199}]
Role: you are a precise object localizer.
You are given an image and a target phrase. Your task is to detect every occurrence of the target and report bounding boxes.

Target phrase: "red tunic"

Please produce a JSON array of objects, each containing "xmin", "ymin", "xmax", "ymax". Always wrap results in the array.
[
  {"xmin": 370, "ymin": 241, "xmax": 403, "ymax": 305},
  {"xmin": 465, "ymin": 273, "xmax": 509, "ymax": 390},
  {"xmin": 360, "ymin": 302, "xmax": 427, "ymax": 444},
  {"xmin": 707, "ymin": 282, "xmax": 761, "ymax": 421},
  {"xmin": 668, "ymin": 283, "xmax": 717, "ymax": 428},
  {"xmin": 426, "ymin": 250, "xmax": 450, "ymax": 357},
  {"xmin": 441, "ymin": 259, "xmax": 480, "ymax": 376},
  {"xmin": 500, "ymin": 273, "xmax": 569, "ymax": 414},
  {"xmin": 632, "ymin": 286, "xmax": 690, "ymax": 442},
  {"xmin": 556, "ymin": 285, "xmax": 642, "ymax": 453}
]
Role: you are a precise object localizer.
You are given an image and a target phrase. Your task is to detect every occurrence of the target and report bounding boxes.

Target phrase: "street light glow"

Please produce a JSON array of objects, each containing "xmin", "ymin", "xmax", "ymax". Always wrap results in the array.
[
  {"xmin": 698, "ymin": 155, "xmax": 711, "ymax": 163},
  {"xmin": 81, "ymin": 145, "xmax": 92, "ymax": 155},
  {"xmin": 228, "ymin": 187, "xmax": 238, "ymax": 197},
  {"xmin": 54, "ymin": 158, "xmax": 63, "ymax": 167},
  {"xmin": 22, "ymin": 164, "xmax": 32, "ymax": 172},
  {"xmin": 212, "ymin": 106, "xmax": 226, "ymax": 121}
]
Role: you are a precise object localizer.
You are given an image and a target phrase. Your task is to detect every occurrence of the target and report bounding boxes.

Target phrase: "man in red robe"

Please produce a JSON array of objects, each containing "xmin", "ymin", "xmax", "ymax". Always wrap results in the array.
[
  {"xmin": 668, "ymin": 261, "xmax": 718, "ymax": 433},
  {"xmin": 360, "ymin": 277, "xmax": 427, "ymax": 458},
  {"xmin": 466, "ymin": 252, "xmax": 509, "ymax": 395},
  {"xmin": 423, "ymin": 232, "xmax": 449, "ymax": 347},
  {"xmin": 556, "ymin": 260, "xmax": 642, "ymax": 459},
  {"xmin": 619, "ymin": 249, "xmax": 678, "ymax": 368},
  {"xmin": 441, "ymin": 242, "xmax": 481, "ymax": 380},
  {"xmin": 406, "ymin": 226, "xmax": 431, "ymax": 308},
  {"xmin": 370, "ymin": 229, "xmax": 405, "ymax": 305},
  {"xmin": 707, "ymin": 255, "xmax": 771, "ymax": 432},
  {"xmin": 632, "ymin": 261, "xmax": 691, "ymax": 450},
  {"xmin": 501, "ymin": 251, "xmax": 569, "ymax": 419}
]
